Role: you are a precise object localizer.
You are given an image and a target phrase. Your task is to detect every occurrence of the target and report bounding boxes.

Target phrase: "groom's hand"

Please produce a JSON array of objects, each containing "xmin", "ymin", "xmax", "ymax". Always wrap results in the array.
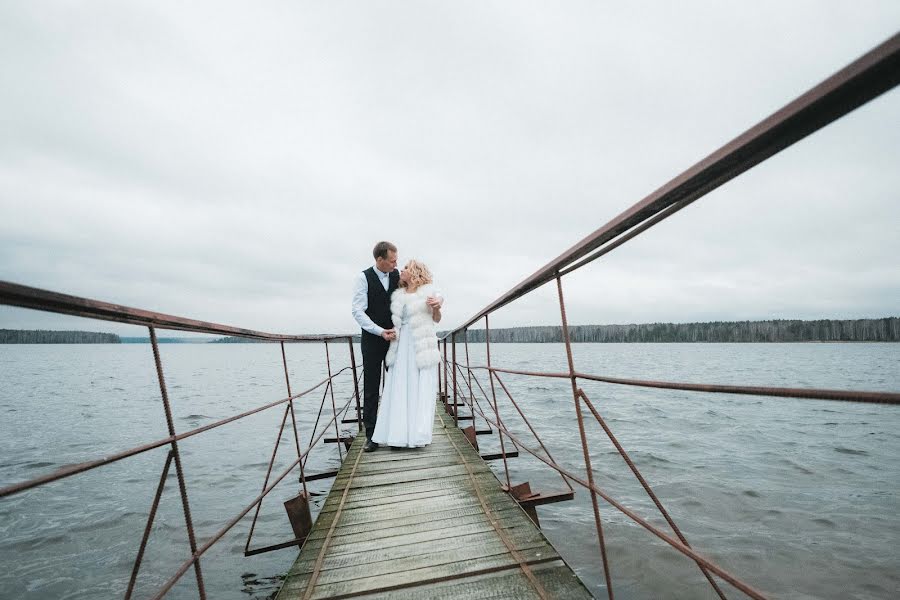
[{"xmin": 381, "ymin": 328, "xmax": 397, "ymax": 341}]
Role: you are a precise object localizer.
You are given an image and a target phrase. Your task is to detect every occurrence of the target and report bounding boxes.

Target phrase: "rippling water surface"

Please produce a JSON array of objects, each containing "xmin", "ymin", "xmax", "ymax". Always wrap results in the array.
[{"xmin": 1, "ymin": 343, "xmax": 898, "ymax": 599}]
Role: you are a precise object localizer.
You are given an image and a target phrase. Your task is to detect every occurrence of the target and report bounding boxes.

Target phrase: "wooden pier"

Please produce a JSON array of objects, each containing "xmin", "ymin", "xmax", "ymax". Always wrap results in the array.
[{"xmin": 276, "ymin": 401, "xmax": 592, "ymax": 599}]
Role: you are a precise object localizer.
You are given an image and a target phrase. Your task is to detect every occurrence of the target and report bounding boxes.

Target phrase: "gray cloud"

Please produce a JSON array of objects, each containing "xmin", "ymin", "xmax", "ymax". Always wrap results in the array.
[{"xmin": 1, "ymin": 2, "xmax": 898, "ymax": 335}]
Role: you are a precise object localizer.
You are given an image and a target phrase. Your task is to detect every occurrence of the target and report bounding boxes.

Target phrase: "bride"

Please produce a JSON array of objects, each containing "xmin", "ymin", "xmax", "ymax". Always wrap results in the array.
[{"xmin": 370, "ymin": 260, "xmax": 443, "ymax": 449}]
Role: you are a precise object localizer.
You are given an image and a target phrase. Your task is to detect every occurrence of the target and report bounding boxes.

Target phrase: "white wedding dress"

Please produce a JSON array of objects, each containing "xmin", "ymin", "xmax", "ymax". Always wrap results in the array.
[{"xmin": 371, "ymin": 302, "xmax": 437, "ymax": 447}]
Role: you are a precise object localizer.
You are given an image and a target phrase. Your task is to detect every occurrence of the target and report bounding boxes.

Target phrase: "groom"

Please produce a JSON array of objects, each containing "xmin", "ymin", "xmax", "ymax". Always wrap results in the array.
[{"xmin": 351, "ymin": 241, "xmax": 399, "ymax": 452}]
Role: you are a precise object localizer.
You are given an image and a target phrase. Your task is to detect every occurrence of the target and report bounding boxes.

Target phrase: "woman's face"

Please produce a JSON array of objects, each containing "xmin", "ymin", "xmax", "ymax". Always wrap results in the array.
[{"xmin": 399, "ymin": 264, "xmax": 411, "ymax": 285}]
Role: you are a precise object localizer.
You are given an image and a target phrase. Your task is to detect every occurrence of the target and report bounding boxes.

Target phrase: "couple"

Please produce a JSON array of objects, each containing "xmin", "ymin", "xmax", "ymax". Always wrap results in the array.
[{"xmin": 351, "ymin": 241, "xmax": 444, "ymax": 452}]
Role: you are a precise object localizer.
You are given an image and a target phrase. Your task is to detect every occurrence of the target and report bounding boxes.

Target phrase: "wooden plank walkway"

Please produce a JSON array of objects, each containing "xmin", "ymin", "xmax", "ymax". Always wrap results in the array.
[{"xmin": 275, "ymin": 400, "xmax": 592, "ymax": 599}]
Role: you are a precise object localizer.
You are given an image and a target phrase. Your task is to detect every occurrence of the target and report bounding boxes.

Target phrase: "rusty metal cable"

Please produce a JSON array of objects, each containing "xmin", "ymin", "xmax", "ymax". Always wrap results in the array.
[
  {"xmin": 460, "ymin": 396, "xmax": 770, "ymax": 599},
  {"xmin": 436, "ymin": 409, "xmax": 551, "ymax": 599},
  {"xmin": 465, "ymin": 365, "xmax": 900, "ymax": 405},
  {"xmin": 300, "ymin": 440, "xmax": 367, "ymax": 600}
]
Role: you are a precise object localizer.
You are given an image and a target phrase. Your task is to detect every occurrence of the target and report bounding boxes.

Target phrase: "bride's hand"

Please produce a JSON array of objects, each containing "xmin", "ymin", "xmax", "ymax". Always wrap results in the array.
[{"xmin": 426, "ymin": 296, "xmax": 443, "ymax": 308}]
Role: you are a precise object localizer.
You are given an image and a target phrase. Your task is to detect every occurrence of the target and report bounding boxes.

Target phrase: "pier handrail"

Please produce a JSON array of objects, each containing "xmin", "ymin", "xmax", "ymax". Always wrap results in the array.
[
  {"xmin": 0, "ymin": 280, "xmax": 363, "ymax": 600},
  {"xmin": 438, "ymin": 32, "xmax": 900, "ymax": 600},
  {"xmin": 2, "ymin": 30, "xmax": 898, "ymax": 600},
  {"xmin": 447, "ymin": 32, "xmax": 900, "ymax": 333},
  {"xmin": 0, "ymin": 280, "xmax": 350, "ymax": 341}
]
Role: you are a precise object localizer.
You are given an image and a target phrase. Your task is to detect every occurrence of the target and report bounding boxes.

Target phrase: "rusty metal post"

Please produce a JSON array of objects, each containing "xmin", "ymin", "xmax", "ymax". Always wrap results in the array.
[
  {"xmin": 324, "ymin": 341, "xmax": 344, "ymax": 461},
  {"xmin": 126, "ymin": 450, "xmax": 174, "ymax": 600},
  {"xmin": 464, "ymin": 327, "xmax": 476, "ymax": 424},
  {"xmin": 578, "ymin": 389, "xmax": 727, "ymax": 599},
  {"xmin": 304, "ymin": 383, "xmax": 332, "ymax": 469},
  {"xmin": 281, "ymin": 341, "xmax": 308, "ymax": 497},
  {"xmin": 443, "ymin": 338, "xmax": 449, "ymax": 408},
  {"xmin": 555, "ymin": 277, "xmax": 614, "ymax": 599},
  {"xmin": 485, "ymin": 315, "xmax": 511, "ymax": 489},
  {"xmin": 436, "ymin": 340, "xmax": 442, "ymax": 404},
  {"xmin": 348, "ymin": 337, "xmax": 362, "ymax": 432},
  {"xmin": 244, "ymin": 401, "xmax": 294, "ymax": 554},
  {"xmin": 493, "ymin": 372, "xmax": 573, "ymax": 493},
  {"xmin": 149, "ymin": 326, "xmax": 206, "ymax": 599},
  {"xmin": 450, "ymin": 332, "xmax": 459, "ymax": 427}
]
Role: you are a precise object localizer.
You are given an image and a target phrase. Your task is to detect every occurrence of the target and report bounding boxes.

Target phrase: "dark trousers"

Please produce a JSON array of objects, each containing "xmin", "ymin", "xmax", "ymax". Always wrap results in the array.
[{"xmin": 360, "ymin": 332, "xmax": 389, "ymax": 440}]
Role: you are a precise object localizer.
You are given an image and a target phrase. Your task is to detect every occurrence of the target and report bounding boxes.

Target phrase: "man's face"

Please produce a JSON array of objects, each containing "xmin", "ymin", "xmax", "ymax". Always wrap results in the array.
[{"xmin": 376, "ymin": 250, "xmax": 398, "ymax": 273}]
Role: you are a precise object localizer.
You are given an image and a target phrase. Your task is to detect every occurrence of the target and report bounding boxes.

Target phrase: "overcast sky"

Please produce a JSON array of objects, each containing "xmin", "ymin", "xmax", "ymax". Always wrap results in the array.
[{"xmin": 1, "ymin": 2, "xmax": 898, "ymax": 337}]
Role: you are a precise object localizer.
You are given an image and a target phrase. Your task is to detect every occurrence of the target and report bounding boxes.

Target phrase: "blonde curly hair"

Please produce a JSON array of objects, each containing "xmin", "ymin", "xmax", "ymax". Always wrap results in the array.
[{"xmin": 400, "ymin": 259, "xmax": 433, "ymax": 289}]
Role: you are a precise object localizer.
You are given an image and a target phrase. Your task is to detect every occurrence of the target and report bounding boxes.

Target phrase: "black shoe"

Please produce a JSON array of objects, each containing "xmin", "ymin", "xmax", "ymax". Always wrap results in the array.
[{"xmin": 363, "ymin": 439, "xmax": 379, "ymax": 452}]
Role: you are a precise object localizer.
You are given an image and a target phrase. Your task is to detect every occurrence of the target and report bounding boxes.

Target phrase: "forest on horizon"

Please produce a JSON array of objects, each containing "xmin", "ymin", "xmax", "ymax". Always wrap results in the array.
[{"xmin": 2, "ymin": 318, "xmax": 897, "ymax": 344}]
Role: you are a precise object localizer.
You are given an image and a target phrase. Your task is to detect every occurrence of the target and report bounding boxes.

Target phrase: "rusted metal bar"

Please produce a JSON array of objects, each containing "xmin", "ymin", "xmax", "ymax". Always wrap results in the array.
[
  {"xmin": 578, "ymin": 389, "xmax": 728, "ymax": 599},
  {"xmin": 348, "ymin": 339, "xmax": 362, "ymax": 433},
  {"xmin": 300, "ymin": 435, "xmax": 368, "ymax": 600},
  {"xmin": 452, "ymin": 33, "xmax": 900, "ymax": 332},
  {"xmin": 0, "ymin": 280, "xmax": 350, "ymax": 342},
  {"xmin": 573, "ymin": 371, "xmax": 900, "ymax": 404},
  {"xmin": 558, "ymin": 199, "xmax": 688, "ymax": 277},
  {"xmin": 435, "ymin": 410, "xmax": 551, "ymax": 599},
  {"xmin": 492, "ymin": 372, "xmax": 574, "ymax": 493},
  {"xmin": 149, "ymin": 326, "xmax": 206, "ymax": 599},
  {"xmin": 244, "ymin": 402, "xmax": 294, "ymax": 556},
  {"xmin": 150, "ymin": 454, "xmax": 302, "ymax": 600},
  {"xmin": 557, "ymin": 277, "xmax": 613, "ymax": 599},
  {"xmin": 463, "ymin": 328, "xmax": 477, "ymax": 426},
  {"xmin": 281, "ymin": 341, "xmax": 308, "ymax": 498},
  {"xmin": 443, "ymin": 338, "xmax": 449, "ymax": 408},
  {"xmin": 125, "ymin": 450, "xmax": 174, "ymax": 600},
  {"xmin": 452, "ymin": 332, "xmax": 458, "ymax": 426},
  {"xmin": 149, "ymin": 396, "xmax": 353, "ymax": 600},
  {"xmin": 304, "ymin": 382, "xmax": 332, "ymax": 469},
  {"xmin": 0, "ymin": 373, "xmax": 342, "ymax": 499},
  {"xmin": 324, "ymin": 342, "xmax": 344, "ymax": 461},
  {"xmin": 303, "ymin": 469, "xmax": 339, "ymax": 482},
  {"xmin": 480, "ymin": 451, "xmax": 520, "ymax": 461},
  {"xmin": 324, "ymin": 436, "xmax": 355, "ymax": 444},
  {"xmin": 455, "ymin": 363, "xmax": 522, "ymax": 441},
  {"xmin": 517, "ymin": 490, "xmax": 575, "ymax": 508},
  {"xmin": 486, "ymin": 315, "xmax": 512, "ymax": 490},
  {"xmin": 467, "ymin": 365, "xmax": 900, "ymax": 404},
  {"xmin": 243, "ymin": 536, "xmax": 306, "ymax": 557},
  {"xmin": 463, "ymin": 397, "xmax": 770, "ymax": 600}
]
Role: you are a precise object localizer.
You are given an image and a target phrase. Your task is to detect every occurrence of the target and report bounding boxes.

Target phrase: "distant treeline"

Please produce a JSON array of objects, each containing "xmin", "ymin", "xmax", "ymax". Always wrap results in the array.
[
  {"xmin": 0, "ymin": 329, "xmax": 121, "ymax": 344},
  {"xmin": 211, "ymin": 336, "xmax": 351, "ymax": 343},
  {"xmin": 211, "ymin": 336, "xmax": 266, "ymax": 343},
  {"xmin": 452, "ymin": 318, "xmax": 900, "ymax": 343},
  {"xmin": 121, "ymin": 337, "xmax": 208, "ymax": 344}
]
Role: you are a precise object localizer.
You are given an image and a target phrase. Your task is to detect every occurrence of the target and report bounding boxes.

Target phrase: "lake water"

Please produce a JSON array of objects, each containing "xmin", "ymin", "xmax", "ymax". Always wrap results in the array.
[{"xmin": 1, "ymin": 343, "xmax": 898, "ymax": 599}]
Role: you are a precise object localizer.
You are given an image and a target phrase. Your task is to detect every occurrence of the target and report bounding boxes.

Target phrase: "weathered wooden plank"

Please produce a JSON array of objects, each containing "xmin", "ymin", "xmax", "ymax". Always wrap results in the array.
[
  {"xmin": 337, "ymin": 561, "xmax": 593, "ymax": 600},
  {"xmin": 317, "ymin": 482, "xmax": 507, "ymax": 515},
  {"xmin": 321, "ymin": 473, "xmax": 500, "ymax": 506},
  {"xmin": 323, "ymin": 521, "xmax": 537, "ymax": 557},
  {"xmin": 309, "ymin": 500, "xmax": 523, "ymax": 536},
  {"xmin": 304, "ymin": 506, "xmax": 528, "ymax": 546},
  {"xmin": 300, "ymin": 521, "xmax": 543, "ymax": 564},
  {"xmin": 280, "ymin": 545, "xmax": 555, "ymax": 599},
  {"xmin": 290, "ymin": 531, "xmax": 553, "ymax": 575},
  {"xmin": 331, "ymin": 463, "xmax": 477, "ymax": 489}
]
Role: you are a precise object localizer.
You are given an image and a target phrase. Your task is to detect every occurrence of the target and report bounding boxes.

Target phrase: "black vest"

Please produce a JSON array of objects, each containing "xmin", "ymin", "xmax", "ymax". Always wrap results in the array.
[{"xmin": 363, "ymin": 267, "xmax": 399, "ymax": 331}]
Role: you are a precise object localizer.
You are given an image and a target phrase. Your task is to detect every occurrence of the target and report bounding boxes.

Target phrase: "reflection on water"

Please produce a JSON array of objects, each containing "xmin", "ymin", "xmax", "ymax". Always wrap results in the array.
[{"xmin": 1, "ymin": 343, "xmax": 898, "ymax": 599}]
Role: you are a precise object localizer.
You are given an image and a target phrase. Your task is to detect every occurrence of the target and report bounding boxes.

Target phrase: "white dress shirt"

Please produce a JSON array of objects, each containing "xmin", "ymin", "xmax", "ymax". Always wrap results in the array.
[{"xmin": 351, "ymin": 266, "xmax": 392, "ymax": 337}]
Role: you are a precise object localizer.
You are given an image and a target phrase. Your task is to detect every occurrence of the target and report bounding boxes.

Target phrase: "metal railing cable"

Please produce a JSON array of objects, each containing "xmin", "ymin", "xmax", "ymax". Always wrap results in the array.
[
  {"xmin": 0, "ymin": 279, "xmax": 364, "ymax": 599},
  {"xmin": 2, "ymin": 29, "xmax": 897, "ymax": 600},
  {"xmin": 447, "ymin": 33, "xmax": 899, "ymax": 332},
  {"xmin": 452, "ymin": 370, "xmax": 769, "ymax": 599},
  {"xmin": 434, "ymin": 33, "xmax": 900, "ymax": 599}
]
